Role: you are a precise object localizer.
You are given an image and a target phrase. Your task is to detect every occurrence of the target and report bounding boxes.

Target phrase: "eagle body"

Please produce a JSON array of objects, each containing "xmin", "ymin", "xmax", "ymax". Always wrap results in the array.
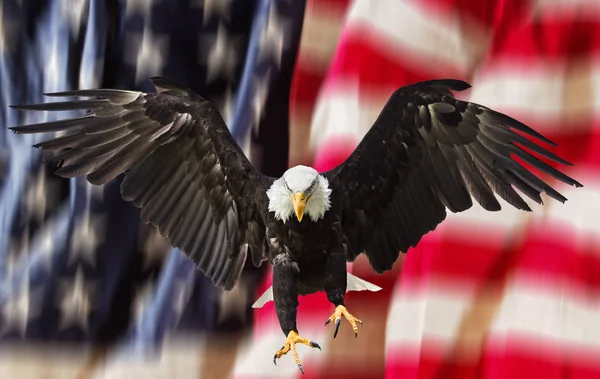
[
  {"xmin": 9, "ymin": 77, "xmax": 583, "ymax": 372},
  {"xmin": 266, "ymin": 210, "xmax": 344, "ymax": 294}
]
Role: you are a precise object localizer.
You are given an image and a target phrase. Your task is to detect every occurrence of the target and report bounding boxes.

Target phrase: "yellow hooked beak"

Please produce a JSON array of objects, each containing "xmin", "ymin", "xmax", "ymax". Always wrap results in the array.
[{"xmin": 291, "ymin": 192, "xmax": 306, "ymax": 222}]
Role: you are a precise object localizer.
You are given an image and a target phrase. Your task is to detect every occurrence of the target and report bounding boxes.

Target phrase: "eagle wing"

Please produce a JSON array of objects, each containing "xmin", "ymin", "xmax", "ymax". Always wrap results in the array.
[
  {"xmin": 323, "ymin": 79, "xmax": 583, "ymax": 274},
  {"xmin": 9, "ymin": 77, "xmax": 273, "ymax": 290}
]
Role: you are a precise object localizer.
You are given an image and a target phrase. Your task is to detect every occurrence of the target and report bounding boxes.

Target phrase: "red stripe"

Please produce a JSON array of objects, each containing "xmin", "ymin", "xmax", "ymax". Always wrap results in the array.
[
  {"xmin": 290, "ymin": 66, "xmax": 327, "ymax": 109},
  {"xmin": 489, "ymin": 20, "xmax": 600, "ymax": 61},
  {"xmin": 399, "ymin": 222, "xmax": 600, "ymax": 293},
  {"xmin": 308, "ymin": 0, "xmax": 351, "ymax": 8},
  {"xmin": 324, "ymin": 26, "xmax": 469, "ymax": 94},
  {"xmin": 417, "ymin": 0, "xmax": 521, "ymax": 28}
]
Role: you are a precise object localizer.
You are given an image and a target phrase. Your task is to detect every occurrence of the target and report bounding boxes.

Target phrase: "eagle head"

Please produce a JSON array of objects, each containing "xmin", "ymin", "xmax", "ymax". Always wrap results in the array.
[{"xmin": 266, "ymin": 165, "xmax": 332, "ymax": 223}]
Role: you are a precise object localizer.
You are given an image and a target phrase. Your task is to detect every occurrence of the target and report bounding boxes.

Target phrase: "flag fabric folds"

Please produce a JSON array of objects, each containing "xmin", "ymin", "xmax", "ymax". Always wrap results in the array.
[{"xmin": 2, "ymin": 0, "xmax": 600, "ymax": 378}]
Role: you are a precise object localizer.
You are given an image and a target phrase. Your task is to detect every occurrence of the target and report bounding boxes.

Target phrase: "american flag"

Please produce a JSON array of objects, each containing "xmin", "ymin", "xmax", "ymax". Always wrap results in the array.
[
  {"xmin": 244, "ymin": 0, "xmax": 599, "ymax": 379},
  {"xmin": 0, "ymin": 0, "xmax": 305, "ymax": 375}
]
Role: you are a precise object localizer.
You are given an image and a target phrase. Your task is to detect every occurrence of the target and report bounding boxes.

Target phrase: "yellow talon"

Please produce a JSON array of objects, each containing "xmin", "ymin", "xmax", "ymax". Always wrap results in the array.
[
  {"xmin": 325, "ymin": 305, "xmax": 363, "ymax": 338},
  {"xmin": 273, "ymin": 330, "xmax": 321, "ymax": 374}
]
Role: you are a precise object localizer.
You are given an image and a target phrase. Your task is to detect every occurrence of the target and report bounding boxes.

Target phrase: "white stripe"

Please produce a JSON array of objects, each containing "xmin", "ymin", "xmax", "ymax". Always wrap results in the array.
[
  {"xmin": 385, "ymin": 275, "xmax": 600, "ymax": 356},
  {"xmin": 347, "ymin": 0, "xmax": 490, "ymax": 74},
  {"xmin": 297, "ymin": 3, "xmax": 347, "ymax": 71},
  {"xmin": 100, "ymin": 336, "xmax": 203, "ymax": 378},
  {"xmin": 309, "ymin": 81, "xmax": 387, "ymax": 152},
  {"xmin": 469, "ymin": 61, "xmax": 600, "ymax": 125}
]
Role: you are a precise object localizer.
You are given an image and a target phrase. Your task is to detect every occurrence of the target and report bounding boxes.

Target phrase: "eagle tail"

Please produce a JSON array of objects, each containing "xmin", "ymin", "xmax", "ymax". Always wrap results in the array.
[{"xmin": 251, "ymin": 273, "xmax": 382, "ymax": 309}]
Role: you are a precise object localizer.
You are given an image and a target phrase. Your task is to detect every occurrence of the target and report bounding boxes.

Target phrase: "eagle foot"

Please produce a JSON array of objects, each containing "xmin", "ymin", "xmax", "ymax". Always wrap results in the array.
[
  {"xmin": 273, "ymin": 330, "xmax": 321, "ymax": 374},
  {"xmin": 325, "ymin": 304, "xmax": 363, "ymax": 338}
]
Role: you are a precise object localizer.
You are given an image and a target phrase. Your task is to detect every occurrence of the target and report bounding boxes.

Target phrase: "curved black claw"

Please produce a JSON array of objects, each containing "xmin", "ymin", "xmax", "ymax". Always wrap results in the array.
[
  {"xmin": 298, "ymin": 364, "xmax": 304, "ymax": 375},
  {"xmin": 309, "ymin": 341, "xmax": 321, "ymax": 350},
  {"xmin": 273, "ymin": 345, "xmax": 285, "ymax": 365},
  {"xmin": 333, "ymin": 318, "xmax": 341, "ymax": 339}
]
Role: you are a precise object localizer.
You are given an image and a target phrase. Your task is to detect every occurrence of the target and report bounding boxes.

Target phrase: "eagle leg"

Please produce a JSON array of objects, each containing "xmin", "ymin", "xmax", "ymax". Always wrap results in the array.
[
  {"xmin": 325, "ymin": 304, "xmax": 363, "ymax": 338},
  {"xmin": 273, "ymin": 330, "xmax": 321, "ymax": 373}
]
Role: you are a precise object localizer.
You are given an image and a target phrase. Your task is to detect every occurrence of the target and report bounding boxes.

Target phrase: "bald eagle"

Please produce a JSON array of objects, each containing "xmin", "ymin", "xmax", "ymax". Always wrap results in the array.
[{"xmin": 9, "ymin": 77, "xmax": 582, "ymax": 372}]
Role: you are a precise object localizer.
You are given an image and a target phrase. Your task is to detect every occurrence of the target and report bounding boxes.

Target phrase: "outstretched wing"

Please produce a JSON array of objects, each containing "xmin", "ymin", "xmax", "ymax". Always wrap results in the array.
[
  {"xmin": 324, "ymin": 79, "xmax": 583, "ymax": 274},
  {"xmin": 9, "ymin": 77, "xmax": 273, "ymax": 290}
]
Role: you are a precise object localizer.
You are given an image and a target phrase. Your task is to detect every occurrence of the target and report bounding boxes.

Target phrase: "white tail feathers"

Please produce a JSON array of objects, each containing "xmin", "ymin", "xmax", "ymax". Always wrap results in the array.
[{"xmin": 251, "ymin": 272, "xmax": 383, "ymax": 309}]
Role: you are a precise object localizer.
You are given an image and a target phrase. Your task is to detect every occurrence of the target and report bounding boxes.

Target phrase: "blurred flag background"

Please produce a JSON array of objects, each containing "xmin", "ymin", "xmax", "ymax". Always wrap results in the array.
[{"xmin": 1, "ymin": 0, "xmax": 599, "ymax": 378}]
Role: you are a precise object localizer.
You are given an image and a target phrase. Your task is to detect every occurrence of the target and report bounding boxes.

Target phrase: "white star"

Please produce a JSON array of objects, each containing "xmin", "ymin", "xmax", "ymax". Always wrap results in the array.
[
  {"xmin": 37, "ymin": 225, "xmax": 56, "ymax": 273},
  {"xmin": 124, "ymin": 0, "xmax": 154, "ymax": 19},
  {"xmin": 132, "ymin": 282, "xmax": 155, "ymax": 325},
  {"xmin": 44, "ymin": 35, "xmax": 63, "ymax": 92},
  {"xmin": 79, "ymin": 58, "xmax": 105, "ymax": 94},
  {"xmin": 0, "ymin": 4, "xmax": 18, "ymax": 55},
  {"xmin": 216, "ymin": 277, "xmax": 249, "ymax": 325},
  {"xmin": 139, "ymin": 227, "xmax": 170, "ymax": 270},
  {"xmin": 191, "ymin": 0, "xmax": 234, "ymax": 25},
  {"xmin": 124, "ymin": 29, "xmax": 169, "ymax": 84},
  {"xmin": 60, "ymin": 0, "xmax": 86, "ymax": 35},
  {"xmin": 251, "ymin": 72, "xmax": 271, "ymax": 129},
  {"xmin": 68, "ymin": 211, "xmax": 105, "ymax": 269},
  {"xmin": 3, "ymin": 234, "xmax": 27, "ymax": 284},
  {"xmin": 257, "ymin": 3, "xmax": 287, "ymax": 68},
  {"xmin": 21, "ymin": 168, "xmax": 60, "ymax": 224},
  {"xmin": 172, "ymin": 273, "xmax": 195, "ymax": 326},
  {"xmin": 56, "ymin": 267, "xmax": 97, "ymax": 332},
  {"xmin": 21, "ymin": 169, "xmax": 47, "ymax": 223},
  {"xmin": 201, "ymin": 23, "xmax": 239, "ymax": 84},
  {"xmin": 0, "ymin": 276, "xmax": 43, "ymax": 337},
  {"xmin": 215, "ymin": 86, "xmax": 236, "ymax": 124}
]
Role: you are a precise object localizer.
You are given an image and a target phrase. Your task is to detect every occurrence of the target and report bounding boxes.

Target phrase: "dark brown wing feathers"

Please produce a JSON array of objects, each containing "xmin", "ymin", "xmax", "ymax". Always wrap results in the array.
[
  {"xmin": 325, "ymin": 79, "xmax": 582, "ymax": 274},
  {"xmin": 9, "ymin": 77, "xmax": 272, "ymax": 290}
]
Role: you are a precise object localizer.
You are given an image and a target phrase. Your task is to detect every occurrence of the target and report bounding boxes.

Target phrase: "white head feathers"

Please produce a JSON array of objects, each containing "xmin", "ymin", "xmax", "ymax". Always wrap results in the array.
[{"xmin": 266, "ymin": 165, "xmax": 332, "ymax": 223}]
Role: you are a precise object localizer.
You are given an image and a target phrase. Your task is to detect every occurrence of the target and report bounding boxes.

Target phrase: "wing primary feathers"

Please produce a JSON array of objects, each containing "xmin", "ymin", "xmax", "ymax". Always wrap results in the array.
[
  {"xmin": 52, "ymin": 133, "xmax": 138, "ymax": 171},
  {"xmin": 54, "ymin": 150, "xmax": 121, "ymax": 179},
  {"xmin": 465, "ymin": 143, "xmax": 532, "ymax": 211},
  {"xmin": 9, "ymin": 114, "xmax": 97, "ymax": 133},
  {"xmin": 38, "ymin": 127, "xmax": 133, "ymax": 152},
  {"xmin": 481, "ymin": 124, "xmax": 571, "ymax": 165},
  {"xmin": 88, "ymin": 136, "xmax": 158, "ymax": 185},
  {"xmin": 43, "ymin": 89, "xmax": 140, "ymax": 102},
  {"xmin": 82, "ymin": 116, "xmax": 130, "ymax": 134},
  {"xmin": 511, "ymin": 148, "xmax": 582, "ymax": 188},
  {"xmin": 476, "ymin": 105, "xmax": 558, "ymax": 146},
  {"xmin": 10, "ymin": 99, "xmax": 110, "ymax": 111},
  {"xmin": 33, "ymin": 132, "xmax": 84, "ymax": 151},
  {"xmin": 455, "ymin": 146, "xmax": 501, "ymax": 211}
]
